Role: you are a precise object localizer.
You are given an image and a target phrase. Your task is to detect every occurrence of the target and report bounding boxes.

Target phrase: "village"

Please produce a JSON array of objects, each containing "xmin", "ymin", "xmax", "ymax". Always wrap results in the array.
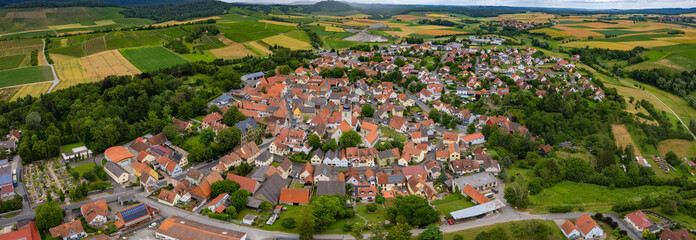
[{"xmin": 0, "ymin": 37, "xmax": 687, "ymax": 240}]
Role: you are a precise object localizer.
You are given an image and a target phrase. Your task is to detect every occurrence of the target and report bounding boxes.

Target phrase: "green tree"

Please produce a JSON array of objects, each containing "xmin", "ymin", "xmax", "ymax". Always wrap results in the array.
[
  {"xmin": 475, "ymin": 227, "xmax": 509, "ymax": 240},
  {"xmin": 210, "ymin": 180, "xmax": 240, "ymax": 197},
  {"xmin": 387, "ymin": 223, "xmax": 412, "ymax": 240},
  {"xmin": 58, "ymin": 189, "xmax": 65, "ymax": 202},
  {"xmin": 467, "ymin": 123, "xmax": 476, "ymax": 134},
  {"xmin": 428, "ymin": 109, "xmax": 441, "ymax": 123},
  {"xmin": 25, "ymin": 111, "xmax": 42, "ymax": 130},
  {"xmin": 369, "ymin": 224, "xmax": 387, "ymax": 240},
  {"xmin": 162, "ymin": 124, "xmax": 181, "ymax": 140},
  {"xmin": 278, "ymin": 65, "xmax": 293, "ymax": 75},
  {"xmin": 225, "ymin": 206, "xmax": 237, "ymax": 217},
  {"xmin": 504, "ymin": 183, "xmax": 529, "ymax": 208},
  {"xmin": 362, "ymin": 105, "xmax": 375, "ymax": 118},
  {"xmin": 35, "ymin": 201, "xmax": 64, "ymax": 231},
  {"xmin": 282, "ymin": 217, "xmax": 296, "ymax": 229},
  {"xmin": 389, "ymin": 195, "xmax": 439, "ymax": 227},
  {"xmin": 339, "ymin": 130, "xmax": 361, "ymax": 148},
  {"xmin": 199, "ymin": 128, "xmax": 216, "ymax": 146},
  {"xmin": 260, "ymin": 201, "xmax": 273, "ymax": 211},
  {"xmin": 297, "ymin": 208, "xmax": 317, "ymax": 240},
  {"xmin": 418, "ymin": 224, "xmax": 443, "ymax": 240},
  {"xmin": 217, "ymin": 127, "xmax": 241, "ymax": 151},
  {"xmin": 308, "ymin": 134, "xmax": 322, "ymax": 149},
  {"xmin": 229, "ymin": 189, "xmax": 250, "ymax": 210},
  {"xmin": 223, "ymin": 107, "xmax": 247, "ymax": 126},
  {"xmin": 351, "ymin": 224, "xmax": 364, "ymax": 240},
  {"xmin": 310, "ymin": 195, "xmax": 347, "ymax": 230}
]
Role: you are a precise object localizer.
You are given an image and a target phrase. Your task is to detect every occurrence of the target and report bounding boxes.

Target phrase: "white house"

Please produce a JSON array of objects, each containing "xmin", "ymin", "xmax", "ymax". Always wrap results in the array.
[
  {"xmin": 461, "ymin": 132, "xmax": 486, "ymax": 145},
  {"xmin": 560, "ymin": 220, "xmax": 581, "ymax": 239}
]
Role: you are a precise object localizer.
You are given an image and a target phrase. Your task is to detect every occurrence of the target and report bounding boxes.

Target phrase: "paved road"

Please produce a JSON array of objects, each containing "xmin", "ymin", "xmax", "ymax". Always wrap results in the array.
[
  {"xmin": 395, "ymin": 85, "xmax": 431, "ymax": 113},
  {"xmin": 644, "ymin": 91, "xmax": 696, "ymax": 140},
  {"xmin": 42, "ymin": 39, "xmax": 61, "ymax": 93}
]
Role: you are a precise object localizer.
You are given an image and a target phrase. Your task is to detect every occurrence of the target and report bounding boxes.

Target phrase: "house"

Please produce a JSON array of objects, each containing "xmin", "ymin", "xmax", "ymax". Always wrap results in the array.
[
  {"xmin": 316, "ymin": 181, "xmax": 346, "ymax": 196},
  {"xmin": 660, "ymin": 228, "xmax": 692, "ymax": 240},
  {"xmin": 0, "ymin": 221, "xmax": 40, "ymax": 240},
  {"xmin": 140, "ymin": 172, "xmax": 160, "ymax": 195},
  {"xmin": 207, "ymin": 193, "xmax": 230, "ymax": 213},
  {"xmin": 104, "ymin": 146, "xmax": 135, "ymax": 166},
  {"xmin": 269, "ymin": 139, "xmax": 290, "ymax": 156},
  {"xmin": 148, "ymin": 132, "xmax": 168, "ymax": 147},
  {"xmin": 185, "ymin": 169, "xmax": 204, "ymax": 185},
  {"xmin": 354, "ymin": 184, "xmax": 378, "ymax": 202},
  {"xmin": 156, "ymin": 216, "xmax": 247, "ymax": 240},
  {"xmin": 114, "ymin": 202, "xmax": 154, "ymax": 229},
  {"xmin": 462, "ymin": 185, "xmax": 489, "ymax": 204},
  {"xmin": 255, "ymin": 150, "xmax": 274, "ymax": 166},
  {"xmin": 252, "ymin": 173, "xmax": 289, "ymax": 204},
  {"xmin": 377, "ymin": 172, "xmax": 405, "ymax": 191},
  {"xmin": 311, "ymin": 149, "xmax": 324, "ymax": 165},
  {"xmin": 314, "ymin": 164, "xmax": 333, "ymax": 182},
  {"xmin": 61, "ymin": 146, "xmax": 92, "ymax": 162},
  {"xmin": 575, "ymin": 213, "xmax": 604, "ymax": 238},
  {"xmin": 158, "ymin": 189, "xmax": 180, "ymax": 207},
  {"xmin": 0, "ymin": 165, "xmax": 14, "ymax": 198},
  {"xmin": 104, "ymin": 161, "xmax": 129, "ymax": 185},
  {"xmin": 226, "ymin": 173, "xmax": 260, "ymax": 194},
  {"xmin": 625, "ymin": 210, "xmax": 654, "ymax": 233},
  {"xmin": 237, "ymin": 141, "xmax": 260, "ymax": 164},
  {"xmin": 277, "ymin": 158, "xmax": 293, "ymax": 178},
  {"xmin": 377, "ymin": 148, "xmax": 400, "ymax": 166},
  {"xmin": 81, "ymin": 200, "xmax": 108, "ymax": 226},
  {"xmin": 6, "ymin": 129, "xmax": 21, "ymax": 142},
  {"xmin": 452, "ymin": 172, "xmax": 498, "ymax": 193},
  {"xmin": 424, "ymin": 159, "xmax": 441, "ymax": 180},
  {"xmin": 235, "ymin": 118, "xmax": 261, "ymax": 145},
  {"xmin": 401, "ymin": 165, "xmax": 427, "ymax": 180},
  {"xmin": 443, "ymin": 132, "xmax": 459, "ymax": 145},
  {"xmin": 461, "ymin": 133, "xmax": 485, "ymax": 145},
  {"xmin": 560, "ymin": 220, "xmax": 581, "ymax": 239},
  {"xmin": 324, "ymin": 149, "xmax": 348, "ymax": 167},
  {"xmin": 242, "ymin": 72, "xmax": 265, "ymax": 82},
  {"xmin": 0, "ymin": 140, "xmax": 16, "ymax": 152},
  {"xmin": 363, "ymin": 131, "xmax": 380, "ymax": 147},
  {"xmin": 538, "ymin": 144, "xmax": 552, "ymax": 158},
  {"xmin": 49, "ymin": 220, "xmax": 86, "ymax": 240},
  {"xmin": 165, "ymin": 160, "xmax": 183, "ymax": 177},
  {"xmin": 299, "ymin": 163, "xmax": 314, "ymax": 183},
  {"xmin": 407, "ymin": 175, "xmax": 438, "ymax": 200},
  {"xmin": 173, "ymin": 117, "xmax": 193, "ymax": 132},
  {"xmin": 279, "ymin": 188, "xmax": 311, "ymax": 205},
  {"xmin": 450, "ymin": 159, "xmax": 479, "ymax": 175}
]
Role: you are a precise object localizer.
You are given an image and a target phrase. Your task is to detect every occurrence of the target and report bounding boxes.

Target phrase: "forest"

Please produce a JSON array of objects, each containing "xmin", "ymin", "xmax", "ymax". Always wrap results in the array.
[
  {"xmin": 120, "ymin": 0, "xmax": 231, "ymax": 22},
  {"xmin": 627, "ymin": 68, "xmax": 696, "ymax": 98}
]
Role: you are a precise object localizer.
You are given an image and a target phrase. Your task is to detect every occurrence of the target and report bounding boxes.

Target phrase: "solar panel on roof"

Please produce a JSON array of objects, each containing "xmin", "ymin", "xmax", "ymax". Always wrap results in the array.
[
  {"xmin": 0, "ymin": 174, "xmax": 11, "ymax": 185},
  {"xmin": 120, "ymin": 203, "xmax": 149, "ymax": 223}
]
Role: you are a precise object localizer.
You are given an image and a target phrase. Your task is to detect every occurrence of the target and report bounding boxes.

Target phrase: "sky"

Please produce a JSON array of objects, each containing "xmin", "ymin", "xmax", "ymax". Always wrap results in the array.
[{"xmin": 228, "ymin": 0, "xmax": 696, "ymax": 9}]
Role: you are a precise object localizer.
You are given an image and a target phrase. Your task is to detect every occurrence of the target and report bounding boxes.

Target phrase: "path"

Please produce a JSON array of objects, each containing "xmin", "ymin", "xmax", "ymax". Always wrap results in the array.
[
  {"xmin": 41, "ymin": 39, "xmax": 61, "ymax": 93},
  {"xmin": 47, "ymin": 163, "xmax": 69, "ymax": 204},
  {"xmin": 645, "ymin": 91, "xmax": 696, "ymax": 140}
]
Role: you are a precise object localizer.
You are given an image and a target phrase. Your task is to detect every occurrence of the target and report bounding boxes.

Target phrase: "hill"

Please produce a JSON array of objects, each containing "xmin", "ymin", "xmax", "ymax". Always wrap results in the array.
[
  {"xmin": 301, "ymin": 0, "xmax": 355, "ymax": 13},
  {"xmin": 0, "ymin": 0, "xmax": 199, "ymax": 7}
]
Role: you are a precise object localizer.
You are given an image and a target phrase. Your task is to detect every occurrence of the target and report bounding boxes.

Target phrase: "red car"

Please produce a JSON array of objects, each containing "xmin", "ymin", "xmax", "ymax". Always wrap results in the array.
[{"xmin": 447, "ymin": 219, "xmax": 454, "ymax": 225}]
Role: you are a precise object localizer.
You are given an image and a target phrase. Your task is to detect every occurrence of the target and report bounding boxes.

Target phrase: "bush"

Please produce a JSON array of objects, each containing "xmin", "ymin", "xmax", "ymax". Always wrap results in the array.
[
  {"xmin": 594, "ymin": 213, "xmax": 604, "ymax": 220},
  {"xmin": 620, "ymin": 230, "xmax": 627, "ymax": 236},
  {"xmin": 281, "ymin": 217, "xmax": 296, "ymax": 229},
  {"xmin": 366, "ymin": 204, "xmax": 378, "ymax": 212},
  {"xmin": 611, "ymin": 222, "xmax": 618, "ymax": 228},
  {"xmin": 344, "ymin": 209, "xmax": 355, "ymax": 218},
  {"xmin": 605, "ymin": 217, "xmax": 613, "ymax": 224},
  {"xmin": 376, "ymin": 195, "xmax": 385, "ymax": 204},
  {"xmin": 548, "ymin": 205, "xmax": 573, "ymax": 213}
]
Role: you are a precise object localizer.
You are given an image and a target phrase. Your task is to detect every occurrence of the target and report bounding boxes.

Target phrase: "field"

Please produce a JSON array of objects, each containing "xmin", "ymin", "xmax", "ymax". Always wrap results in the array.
[
  {"xmin": 258, "ymin": 20, "xmax": 297, "ymax": 26},
  {"xmin": 11, "ymin": 82, "xmax": 52, "ymax": 100},
  {"xmin": 71, "ymin": 163, "xmax": 96, "ymax": 176},
  {"xmin": 0, "ymin": 38, "xmax": 42, "ymax": 57},
  {"xmin": 244, "ymin": 41, "xmax": 273, "ymax": 55},
  {"xmin": 497, "ymin": 13, "xmax": 555, "ymax": 23},
  {"xmin": 0, "ymin": 54, "xmax": 28, "ymax": 70},
  {"xmin": 325, "ymin": 26, "xmax": 345, "ymax": 32},
  {"xmin": 119, "ymin": 46, "xmax": 189, "ymax": 73},
  {"xmin": 217, "ymin": 21, "xmax": 296, "ymax": 43},
  {"xmin": 611, "ymin": 124, "xmax": 643, "ymax": 156},
  {"xmin": 0, "ymin": 66, "xmax": 54, "ymax": 88},
  {"xmin": 80, "ymin": 50, "xmax": 141, "ymax": 81},
  {"xmin": 528, "ymin": 181, "xmax": 677, "ymax": 213},
  {"xmin": 529, "ymin": 28, "xmax": 571, "ymax": 38},
  {"xmin": 260, "ymin": 35, "xmax": 313, "ymax": 50},
  {"xmin": 413, "ymin": 29, "xmax": 467, "ymax": 37},
  {"xmin": 209, "ymin": 44, "xmax": 258, "ymax": 59},
  {"xmin": 0, "ymin": 7, "xmax": 153, "ymax": 35},
  {"xmin": 53, "ymin": 54, "xmax": 90, "ymax": 89},
  {"xmin": 658, "ymin": 139, "xmax": 696, "ymax": 158},
  {"xmin": 194, "ymin": 35, "xmax": 227, "ymax": 51},
  {"xmin": 432, "ymin": 194, "xmax": 476, "ymax": 217},
  {"xmin": 443, "ymin": 220, "xmax": 565, "ymax": 240},
  {"xmin": 83, "ymin": 36, "xmax": 107, "ymax": 55}
]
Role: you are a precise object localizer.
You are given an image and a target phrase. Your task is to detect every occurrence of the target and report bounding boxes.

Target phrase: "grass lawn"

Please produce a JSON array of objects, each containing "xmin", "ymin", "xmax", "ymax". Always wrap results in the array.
[
  {"xmin": 181, "ymin": 51, "xmax": 218, "ymax": 62},
  {"xmin": 71, "ymin": 163, "xmax": 96, "ymax": 176},
  {"xmin": 60, "ymin": 142, "xmax": 85, "ymax": 153},
  {"xmin": 0, "ymin": 66, "xmax": 54, "ymax": 88},
  {"xmin": 528, "ymin": 181, "xmax": 677, "ymax": 213},
  {"xmin": 234, "ymin": 208, "xmax": 260, "ymax": 221},
  {"xmin": 442, "ymin": 220, "xmax": 565, "ymax": 240},
  {"xmin": 433, "ymin": 194, "xmax": 476, "ymax": 218},
  {"xmin": 261, "ymin": 205, "xmax": 360, "ymax": 234},
  {"xmin": 119, "ymin": 46, "xmax": 189, "ymax": 73},
  {"xmin": 355, "ymin": 204, "xmax": 388, "ymax": 223}
]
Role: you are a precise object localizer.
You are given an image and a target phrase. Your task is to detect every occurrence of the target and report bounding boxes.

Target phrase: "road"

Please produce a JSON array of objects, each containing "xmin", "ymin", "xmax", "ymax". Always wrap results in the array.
[
  {"xmin": 395, "ymin": 85, "xmax": 431, "ymax": 113},
  {"xmin": 42, "ymin": 39, "xmax": 61, "ymax": 93},
  {"xmin": 645, "ymin": 91, "xmax": 696, "ymax": 140}
]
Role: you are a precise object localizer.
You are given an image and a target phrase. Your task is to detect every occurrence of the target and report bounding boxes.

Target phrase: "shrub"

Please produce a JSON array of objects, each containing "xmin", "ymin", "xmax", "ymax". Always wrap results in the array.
[
  {"xmin": 376, "ymin": 195, "xmax": 385, "ymax": 204},
  {"xmin": 344, "ymin": 209, "xmax": 355, "ymax": 218},
  {"xmin": 620, "ymin": 230, "xmax": 627, "ymax": 236},
  {"xmin": 281, "ymin": 217, "xmax": 296, "ymax": 229},
  {"xmin": 548, "ymin": 205, "xmax": 573, "ymax": 213},
  {"xmin": 611, "ymin": 222, "xmax": 618, "ymax": 228},
  {"xmin": 594, "ymin": 213, "xmax": 604, "ymax": 220},
  {"xmin": 366, "ymin": 204, "xmax": 378, "ymax": 212},
  {"xmin": 605, "ymin": 217, "xmax": 613, "ymax": 224}
]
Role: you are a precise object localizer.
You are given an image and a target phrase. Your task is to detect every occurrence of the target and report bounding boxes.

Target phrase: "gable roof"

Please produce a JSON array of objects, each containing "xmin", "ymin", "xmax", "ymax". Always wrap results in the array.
[
  {"xmin": 561, "ymin": 220, "xmax": 579, "ymax": 236},
  {"xmin": 0, "ymin": 221, "xmax": 40, "ymax": 240},
  {"xmin": 279, "ymin": 188, "xmax": 310, "ymax": 204},
  {"xmin": 156, "ymin": 216, "xmax": 246, "ymax": 240},
  {"xmin": 462, "ymin": 185, "xmax": 489, "ymax": 204},
  {"xmin": 576, "ymin": 213, "xmax": 601, "ymax": 236},
  {"xmin": 104, "ymin": 161, "xmax": 128, "ymax": 177},
  {"xmin": 116, "ymin": 203, "xmax": 151, "ymax": 224},
  {"xmin": 49, "ymin": 220, "xmax": 84, "ymax": 238},
  {"xmin": 81, "ymin": 199, "xmax": 108, "ymax": 224},
  {"xmin": 226, "ymin": 173, "xmax": 259, "ymax": 193},
  {"xmin": 105, "ymin": 146, "xmax": 135, "ymax": 163},
  {"xmin": 660, "ymin": 228, "xmax": 692, "ymax": 240},
  {"xmin": 148, "ymin": 132, "xmax": 168, "ymax": 146},
  {"xmin": 253, "ymin": 173, "xmax": 288, "ymax": 204},
  {"xmin": 316, "ymin": 181, "xmax": 346, "ymax": 196},
  {"xmin": 401, "ymin": 165, "xmax": 427, "ymax": 177},
  {"xmin": 626, "ymin": 211, "xmax": 653, "ymax": 229}
]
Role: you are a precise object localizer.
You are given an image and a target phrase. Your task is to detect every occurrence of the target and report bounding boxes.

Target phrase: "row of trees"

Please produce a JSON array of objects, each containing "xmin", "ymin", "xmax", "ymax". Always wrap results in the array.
[{"xmin": 628, "ymin": 68, "xmax": 696, "ymax": 98}]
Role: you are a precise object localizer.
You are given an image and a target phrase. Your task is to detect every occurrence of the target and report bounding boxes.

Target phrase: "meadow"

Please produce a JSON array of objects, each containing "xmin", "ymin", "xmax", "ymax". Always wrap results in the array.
[
  {"xmin": 0, "ymin": 7, "xmax": 153, "ymax": 35},
  {"xmin": 53, "ymin": 55, "xmax": 90, "ymax": 89},
  {"xmin": 0, "ymin": 54, "xmax": 28, "ymax": 70},
  {"xmin": 209, "ymin": 44, "xmax": 258, "ymax": 59},
  {"xmin": 0, "ymin": 66, "xmax": 54, "ymax": 88},
  {"xmin": 216, "ymin": 21, "xmax": 297, "ymax": 43},
  {"xmin": 443, "ymin": 220, "xmax": 565, "ymax": 240},
  {"xmin": 119, "ymin": 46, "xmax": 189, "ymax": 73},
  {"xmin": 260, "ymin": 34, "xmax": 313, "ymax": 50}
]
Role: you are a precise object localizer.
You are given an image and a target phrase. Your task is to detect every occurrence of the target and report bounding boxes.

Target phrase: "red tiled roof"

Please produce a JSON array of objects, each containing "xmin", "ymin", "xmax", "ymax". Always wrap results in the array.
[
  {"xmin": 226, "ymin": 174, "xmax": 259, "ymax": 193},
  {"xmin": 576, "ymin": 213, "xmax": 601, "ymax": 236},
  {"xmin": 626, "ymin": 211, "xmax": 653, "ymax": 230},
  {"xmin": 0, "ymin": 221, "xmax": 40, "ymax": 240},
  {"xmin": 105, "ymin": 146, "xmax": 135, "ymax": 163},
  {"xmin": 462, "ymin": 185, "xmax": 489, "ymax": 204},
  {"xmin": 279, "ymin": 188, "xmax": 310, "ymax": 204},
  {"xmin": 561, "ymin": 220, "xmax": 579, "ymax": 236},
  {"xmin": 461, "ymin": 133, "xmax": 484, "ymax": 142}
]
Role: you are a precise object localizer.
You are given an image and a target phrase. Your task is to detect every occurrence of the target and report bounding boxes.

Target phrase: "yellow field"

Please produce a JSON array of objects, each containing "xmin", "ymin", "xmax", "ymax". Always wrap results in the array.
[
  {"xmin": 0, "ymin": 39, "xmax": 42, "ymax": 57},
  {"xmin": 611, "ymin": 124, "xmax": 642, "ymax": 156},
  {"xmin": 497, "ymin": 13, "xmax": 554, "ymax": 22},
  {"xmin": 392, "ymin": 14, "xmax": 424, "ymax": 21},
  {"xmin": 48, "ymin": 20, "xmax": 116, "ymax": 30},
  {"xmin": 561, "ymin": 41, "xmax": 635, "ymax": 50},
  {"xmin": 316, "ymin": 14, "xmax": 370, "ymax": 19},
  {"xmin": 80, "ymin": 50, "xmax": 141, "ymax": 82},
  {"xmin": 268, "ymin": 14, "xmax": 307, "ymax": 19},
  {"xmin": 427, "ymin": 14, "xmax": 448, "ymax": 18},
  {"xmin": 413, "ymin": 29, "xmax": 467, "ymax": 36},
  {"xmin": 530, "ymin": 28, "xmax": 571, "ymax": 38},
  {"xmin": 209, "ymin": 44, "xmax": 257, "ymax": 59},
  {"xmin": 11, "ymin": 82, "xmax": 52, "ymax": 101},
  {"xmin": 605, "ymin": 83, "xmax": 672, "ymax": 113},
  {"xmin": 658, "ymin": 139, "xmax": 696, "ymax": 158},
  {"xmin": 151, "ymin": 16, "xmax": 221, "ymax": 27},
  {"xmin": 384, "ymin": 24, "xmax": 451, "ymax": 37},
  {"xmin": 259, "ymin": 20, "xmax": 297, "ymax": 26},
  {"xmin": 325, "ymin": 26, "xmax": 345, "ymax": 32},
  {"xmin": 245, "ymin": 41, "xmax": 272, "ymax": 55},
  {"xmin": 0, "ymin": 87, "xmax": 19, "ymax": 101},
  {"xmin": 217, "ymin": 35, "xmax": 235, "ymax": 45},
  {"xmin": 260, "ymin": 35, "xmax": 313, "ymax": 50},
  {"xmin": 553, "ymin": 25, "xmax": 604, "ymax": 38},
  {"xmin": 52, "ymin": 54, "xmax": 90, "ymax": 89}
]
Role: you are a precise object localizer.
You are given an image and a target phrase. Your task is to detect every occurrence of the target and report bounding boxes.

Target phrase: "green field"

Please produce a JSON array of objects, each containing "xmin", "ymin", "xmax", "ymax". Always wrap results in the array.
[
  {"xmin": 528, "ymin": 181, "xmax": 677, "ymax": 213},
  {"xmin": 433, "ymin": 194, "xmax": 476, "ymax": 217},
  {"xmin": 0, "ymin": 54, "xmax": 27, "ymax": 70},
  {"xmin": 194, "ymin": 35, "xmax": 227, "ymax": 50},
  {"xmin": 182, "ymin": 51, "xmax": 218, "ymax": 62},
  {"xmin": 71, "ymin": 162, "xmax": 96, "ymax": 176},
  {"xmin": 355, "ymin": 203, "xmax": 389, "ymax": 223},
  {"xmin": 217, "ymin": 21, "xmax": 296, "ymax": 43},
  {"xmin": 597, "ymin": 33, "xmax": 674, "ymax": 42},
  {"xmin": 120, "ymin": 46, "xmax": 190, "ymax": 72},
  {"xmin": 443, "ymin": 220, "xmax": 565, "ymax": 240},
  {"xmin": 0, "ymin": 7, "xmax": 152, "ymax": 35},
  {"xmin": 0, "ymin": 66, "xmax": 54, "ymax": 88},
  {"xmin": 60, "ymin": 142, "xmax": 85, "ymax": 153}
]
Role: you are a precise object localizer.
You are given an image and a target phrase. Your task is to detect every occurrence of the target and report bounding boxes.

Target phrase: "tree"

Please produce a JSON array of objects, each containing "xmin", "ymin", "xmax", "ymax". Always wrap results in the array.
[
  {"xmin": 369, "ymin": 224, "xmax": 387, "ymax": 240},
  {"xmin": 210, "ymin": 180, "xmax": 239, "ymax": 197},
  {"xmin": 199, "ymin": 128, "xmax": 216, "ymax": 146},
  {"xmin": 230, "ymin": 189, "xmax": 250, "ymax": 210},
  {"xmin": 387, "ymin": 223, "xmax": 412, "ymax": 240},
  {"xmin": 389, "ymin": 195, "xmax": 438, "ymax": 227},
  {"xmin": 260, "ymin": 201, "xmax": 273, "ymax": 211},
  {"xmin": 310, "ymin": 195, "xmax": 347, "ymax": 230},
  {"xmin": 162, "ymin": 124, "xmax": 181, "ymax": 140},
  {"xmin": 428, "ymin": 109, "xmax": 441, "ymax": 123},
  {"xmin": 308, "ymin": 134, "xmax": 322, "ymax": 149},
  {"xmin": 278, "ymin": 65, "xmax": 293, "ymax": 75},
  {"xmin": 217, "ymin": 127, "xmax": 241, "ymax": 151},
  {"xmin": 665, "ymin": 151, "xmax": 679, "ymax": 166},
  {"xmin": 58, "ymin": 189, "xmax": 65, "ymax": 202},
  {"xmin": 339, "ymin": 130, "xmax": 361, "ymax": 148},
  {"xmin": 504, "ymin": 183, "xmax": 529, "ymax": 208},
  {"xmin": 475, "ymin": 227, "xmax": 509, "ymax": 240},
  {"xmin": 297, "ymin": 208, "xmax": 317, "ymax": 240},
  {"xmin": 282, "ymin": 217, "xmax": 296, "ymax": 229},
  {"xmin": 418, "ymin": 224, "xmax": 443, "ymax": 240},
  {"xmin": 467, "ymin": 123, "xmax": 475, "ymax": 134},
  {"xmin": 223, "ymin": 107, "xmax": 247, "ymax": 126},
  {"xmin": 351, "ymin": 224, "xmax": 364, "ymax": 240},
  {"xmin": 225, "ymin": 206, "xmax": 237, "ymax": 217},
  {"xmin": 362, "ymin": 105, "xmax": 375, "ymax": 118},
  {"xmin": 25, "ymin": 112, "xmax": 42, "ymax": 130},
  {"xmin": 35, "ymin": 201, "xmax": 64, "ymax": 231}
]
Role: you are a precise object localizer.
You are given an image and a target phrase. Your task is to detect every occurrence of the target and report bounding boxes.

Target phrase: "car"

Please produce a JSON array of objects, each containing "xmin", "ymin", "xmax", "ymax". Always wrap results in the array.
[
  {"xmin": 148, "ymin": 222, "xmax": 158, "ymax": 229},
  {"xmin": 491, "ymin": 188, "xmax": 498, "ymax": 193},
  {"xmin": 447, "ymin": 219, "xmax": 454, "ymax": 225}
]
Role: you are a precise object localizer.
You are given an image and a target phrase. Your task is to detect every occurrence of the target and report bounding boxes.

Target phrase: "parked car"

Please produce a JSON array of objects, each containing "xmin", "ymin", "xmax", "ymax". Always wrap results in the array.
[
  {"xmin": 491, "ymin": 188, "xmax": 499, "ymax": 193},
  {"xmin": 447, "ymin": 219, "xmax": 454, "ymax": 225},
  {"xmin": 148, "ymin": 222, "xmax": 158, "ymax": 229}
]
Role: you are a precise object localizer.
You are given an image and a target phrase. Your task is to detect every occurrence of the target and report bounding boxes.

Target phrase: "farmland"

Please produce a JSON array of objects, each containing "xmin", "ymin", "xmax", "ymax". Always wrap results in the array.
[
  {"xmin": 261, "ymin": 35, "xmax": 313, "ymax": 50},
  {"xmin": 80, "ymin": 50, "xmax": 141, "ymax": 81},
  {"xmin": 119, "ymin": 46, "xmax": 189, "ymax": 73},
  {"xmin": 0, "ymin": 38, "xmax": 42, "ymax": 57},
  {"xmin": 53, "ymin": 55, "xmax": 90, "ymax": 89},
  {"xmin": 209, "ymin": 44, "xmax": 258, "ymax": 59},
  {"xmin": 611, "ymin": 124, "xmax": 642, "ymax": 156},
  {"xmin": 217, "ymin": 21, "xmax": 296, "ymax": 43},
  {"xmin": 0, "ymin": 7, "xmax": 153, "ymax": 35},
  {"xmin": 10, "ymin": 82, "xmax": 53, "ymax": 101},
  {"xmin": 0, "ymin": 66, "xmax": 54, "ymax": 88},
  {"xmin": 0, "ymin": 54, "xmax": 28, "ymax": 70}
]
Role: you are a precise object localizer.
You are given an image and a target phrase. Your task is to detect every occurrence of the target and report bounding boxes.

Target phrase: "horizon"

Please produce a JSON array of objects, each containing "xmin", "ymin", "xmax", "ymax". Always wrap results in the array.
[{"xmin": 224, "ymin": 0, "xmax": 696, "ymax": 10}]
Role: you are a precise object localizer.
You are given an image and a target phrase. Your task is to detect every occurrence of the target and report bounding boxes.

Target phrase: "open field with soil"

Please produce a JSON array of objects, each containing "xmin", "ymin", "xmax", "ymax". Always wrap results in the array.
[
  {"xmin": 80, "ymin": 50, "xmax": 141, "ymax": 81},
  {"xmin": 53, "ymin": 55, "xmax": 90, "ymax": 89},
  {"xmin": 658, "ymin": 139, "xmax": 696, "ymax": 158},
  {"xmin": 611, "ymin": 124, "xmax": 642, "ymax": 156},
  {"xmin": 119, "ymin": 46, "xmax": 189, "ymax": 72},
  {"xmin": 260, "ymin": 34, "xmax": 313, "ymax": 50},
  {"xmin": 209, "ymin": 44, "xmax": 258, "ymax": 59},
  {"xmin": 11, "ymin": 82, "xmax": 52, "ymax": 100}
]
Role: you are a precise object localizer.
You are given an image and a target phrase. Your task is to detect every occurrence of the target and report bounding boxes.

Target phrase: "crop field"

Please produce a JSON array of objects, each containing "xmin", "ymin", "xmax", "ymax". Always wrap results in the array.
[
  {"xmin": 658, "ymin": 139, "xmax": 696, "ymax": 158},
  {"xmin": 244, "ymin": 41, "xmax": 273, "ymax": 55},
  {"xmin": 158, "ymin": 27, "xmax": 188, "ymax": 39},
  {"xmin": 258, "ymin": 20, "xmax": 297, "ymax": 26},
  {"xmin": 384, "ymin": 24, "xmax": 455, "ymax": 37},
  {"xmin": 151, "ymin": 16, "xmax": 221, "ymax": 27},
  {"xmin": 119, "ymin": 46, "xmax": 189, "ymax": 73},
  {"xmin": 0, "ymin": 7, "xmax": 149, "ymax": 34},
  {"xmin": 104, "ymin": 30, "xmax": 170, "ymax": 50},
  {"xmin": 11, "ymin": 82, "xmax": 52, "ymax": 100},
  {"xmin": 194, "ymin": 35, "xmax": 227, "ymax": 50},
  {"xmin": 561, "ymin": 41, "xmax": 636, "ymax": 50},
  {"xmin": 209, "ymin": 44, "xmax": 258, "ymax": 59},
  {"xmin": 83, "ymin": 36, "xmax": 107, "ymax": 55},
  {"xmin": 529, "ymin": 28, "xmax": 571, "ymax": 38},
  {"xmin": 392, "ymin": 14, "xmax": 425, "ymax": 21},
  {"xmin": 412, "ymin": 29, "xmax": 467, "ymax": 37},
  {"xmin": 261, "ymin": 34, "xmax": 313, "ymax": 50},
  {"xmin": 53, "ymin": 55, "xmax": 90, "ymax": 89},
  {"xmin": 325, "ymin": 26, "xmax": 345, "ymax": 32},
  {"xmin": 611, "ymin": 124, "xmax": 642, "ymax": 156},
  {"xmin": 217, "ymin": 21, "xmax": 296, "ymax": 43},
  {"xmin": 181, "ymin": 51, "xmax": 218, "ymax": 62},
  {"xmin": 497, "ymin": 13, "xmax": 554, "ymax": 22},
  {"xmin": 0, "ymin": 54, "xmax": 28, "ymax": 70},
  {"xmin": 0, "ymin": 38, "xmax": 42, "ymax": 57},
  {"xmin": 0, "ymin": 87, "xmax": 19, "ymax": 101},
  {"xmin": 0, "ymin": 66, "xmax": 53, "ymax": 88},
  {"xmin": 80, "ymin": 50, "xmax": 141, "ymax": 81}
]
